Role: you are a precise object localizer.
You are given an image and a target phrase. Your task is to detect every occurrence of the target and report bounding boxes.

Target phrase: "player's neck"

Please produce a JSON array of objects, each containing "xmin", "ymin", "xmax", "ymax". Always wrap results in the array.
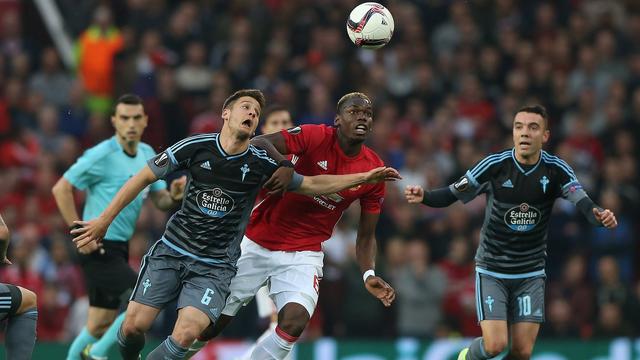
[
  {"xmin": 336, "ymin": 132, "xmax": 363, "ymax": 157},
  {"xmin": 514, "ymin": 150, "xmax": 541, "ymax": 165},
  {"xmin": 116, "ymin": 136, "xmax": 138, "ymax": 156},
  {"xmin": 219, "ymin": 129, "xmax": 249, "ymax": 155}
]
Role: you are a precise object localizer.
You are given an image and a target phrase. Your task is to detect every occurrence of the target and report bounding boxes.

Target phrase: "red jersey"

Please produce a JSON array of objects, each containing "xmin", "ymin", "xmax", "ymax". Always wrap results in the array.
[{"xmin": 246, "ymin": 124, "xmax": 385, "ymax": 251}]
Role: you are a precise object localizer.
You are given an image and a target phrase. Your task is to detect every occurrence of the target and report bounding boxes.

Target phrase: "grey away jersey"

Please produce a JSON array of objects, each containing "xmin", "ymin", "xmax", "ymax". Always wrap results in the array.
[
  {"xmin": 148, "ymin": 133, "xmax": 279, "ymax": 266},
  {"xmin": 451, "ymin": 149, "xmax": 589, "ymax": 274}
]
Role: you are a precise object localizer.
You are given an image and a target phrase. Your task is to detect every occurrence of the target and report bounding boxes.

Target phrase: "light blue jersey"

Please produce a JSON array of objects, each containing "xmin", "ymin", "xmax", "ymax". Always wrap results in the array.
[{"xmin": 64, "ymin": 136, "xmax": 167, "ymax": 241}]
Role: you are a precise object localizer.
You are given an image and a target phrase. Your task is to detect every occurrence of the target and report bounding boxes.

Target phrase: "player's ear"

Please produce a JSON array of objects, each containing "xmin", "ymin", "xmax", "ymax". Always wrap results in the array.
[
  {"xmin": 222, "ymin": 108, "xmax": 230, "ymax": 122},
  {"xmin": 334, "ymin": 115, "xmax": 340, "ymax": 127},
  {"xmin": 542, "ymin": 129, "xmax": 550, "ymax": 143}
]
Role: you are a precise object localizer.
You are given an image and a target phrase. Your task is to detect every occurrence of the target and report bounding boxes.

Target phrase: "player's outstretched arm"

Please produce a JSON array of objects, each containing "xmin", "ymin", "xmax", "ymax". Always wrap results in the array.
[
  {"xmin": 357, "ymin": 211, "xmax": 395, "ymax": 307},
  {"xmin": 252, "ymin": 133, "xmax": 295, "ymax": 195},
  {"xmin": 71, "ymin": 165, "xmax": 158, "ymax": 249},
  {"xmin": 149, "ymin": 175, "xmax": 187, "ymax": 211},
  {"xmin": 250, "ymin": 132, "xmax": 288, "ymax": 159},
  {"xmin": 295, "ymin": 167, "xmax": 401, "ymax": 195},
  {"xmin": 405, "ymin": 185, "xmax": 458, "ymax": 207}
]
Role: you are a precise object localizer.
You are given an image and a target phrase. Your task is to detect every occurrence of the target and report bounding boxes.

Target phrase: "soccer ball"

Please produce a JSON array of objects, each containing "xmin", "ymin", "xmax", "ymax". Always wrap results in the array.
[{"xmin": 346, "ymin": 2, "xmax": 394, "ymax": 49}]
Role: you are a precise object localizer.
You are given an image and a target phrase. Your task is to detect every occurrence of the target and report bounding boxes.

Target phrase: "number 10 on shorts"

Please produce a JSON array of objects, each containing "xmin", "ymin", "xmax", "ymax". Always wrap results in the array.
[
  {"xmin": 201, "ymin": 288, "xmax": 215, "ymax": 305},
  {"xmin": 517, "ymin": 295, "xmax": 531, "ymax": 316}
]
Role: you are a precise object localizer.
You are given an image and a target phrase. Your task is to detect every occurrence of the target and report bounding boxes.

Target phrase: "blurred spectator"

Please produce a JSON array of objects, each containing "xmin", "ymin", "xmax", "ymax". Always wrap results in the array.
[
  {"xmin": 175, "ymin": 40, "xmax": 212, "ymax": 95},
  {"xmin": 28, "ymin": 47, "xmax": 73, "ymax": 107},
  {"xmin": 547, "ymin": 253, "xmax": 595, "ymax": 336},
  {"xmin": 75, "ymin": 5, "xmax": 123, "ymax": 114},
  {"xmin": 438, "ymin": 237, "xmax": 478, "ymax": 337},
  {"xmin": 592, "ymin": 302, "xmax": 633, "ymax": 338},
  {"xmin": 394, "ymin": 239, "xmax": 446, "ymax": 337},
  {"xmin": 540, "ymin": 298, "xmax": 581, "ymax": 338},
  {"xmin": 596, "ymin": 256, "xmax": 628, "ymax": 306},
  {"xmin": 590, "ymin": 189, "xmax": 634, "ymax": 282},
  {"xmin": 37, "ymin": 282, "xmax": 71, "ymax": 341}
]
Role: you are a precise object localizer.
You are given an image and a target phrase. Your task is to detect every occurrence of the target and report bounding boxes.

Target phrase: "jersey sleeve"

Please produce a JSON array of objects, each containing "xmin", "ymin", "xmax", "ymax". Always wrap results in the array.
[
  {"xmin": 280, "ymin": 124, "xmax": 327, "ymax": 155},
  {"xmin": 450, "ymin": 153, "xmax": 505, "ymax": 203},
  {"xmin": 147, "ymin": 135, "xmax": 207, "ymax": 180},
  {"xmin": 554, "ymin": 158, "xmax": 589, "ymax": 204},
  {"xmin": 140, "ymin": 144, "xmax": 169, "ymax": 192},
  {"xmin": 63, "ymin": 147, "xmax": 106, "ymax": 190},
  {"xmin": 360, "ymin": 182, "xmax": 385, "ymax": 213}
]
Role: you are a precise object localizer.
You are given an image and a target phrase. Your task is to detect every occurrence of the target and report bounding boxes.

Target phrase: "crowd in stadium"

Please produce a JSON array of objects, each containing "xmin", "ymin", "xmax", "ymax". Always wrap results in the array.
[{"xmin": 0, "ymin": 0, "xmax": 639, "ymax": 343}]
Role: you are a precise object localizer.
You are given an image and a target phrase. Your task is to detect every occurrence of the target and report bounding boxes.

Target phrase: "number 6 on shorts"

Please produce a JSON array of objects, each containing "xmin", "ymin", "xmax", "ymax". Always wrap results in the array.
[{"xmin": 201, "ymin": 288, "xmax": 215, "ymax": 305}]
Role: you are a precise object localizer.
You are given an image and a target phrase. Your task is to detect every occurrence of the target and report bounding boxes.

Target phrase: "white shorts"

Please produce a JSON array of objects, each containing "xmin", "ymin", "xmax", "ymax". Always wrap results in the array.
[{"xmin": 222, "ymin": 236, "xmax": 324, "ymax": 317}]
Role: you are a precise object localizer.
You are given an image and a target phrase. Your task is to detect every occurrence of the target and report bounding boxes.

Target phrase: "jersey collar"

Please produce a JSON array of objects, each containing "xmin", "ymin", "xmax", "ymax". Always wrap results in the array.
[
  {"xmin": 215, "ymin": 133, "xmax": 249, "ymax": 160},
  {"xmin": 111, "ymin": 136, "xmax": 137, "ymax": 158},
  {"xmin": 511, "ymin": 148, "xmax": 541, "ymax": 176}
]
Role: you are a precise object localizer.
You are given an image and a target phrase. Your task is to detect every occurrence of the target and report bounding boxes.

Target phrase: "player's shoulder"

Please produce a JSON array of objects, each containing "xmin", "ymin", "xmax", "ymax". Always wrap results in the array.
[
  {"xmin": 138, "ymin": 142, "xmax": 159, "ymax": 157},
  {"xmin": 81, "ymin": 137, "xmax": 119, "ymax": 160},
  {"xmin": 468, "ymin": 149, "xmax": 512, "ymax": 176},
  {"xmin": 289, "ymin": 124, "xmax": 334, "ymax": 139},
  {"xmin": 248, "ymin": 144, "xmax": 278, "ymax": 167},
  {"xmin": 169, "ymin": 132, "xmax": 219, "ymax": 152},
  {"xmin": 540, "ymin": 150, "xmax": 577, "ymax": 179},
  {"xmin": 361, "ymin": 144, "xmax": 385, "ymax": 166}
]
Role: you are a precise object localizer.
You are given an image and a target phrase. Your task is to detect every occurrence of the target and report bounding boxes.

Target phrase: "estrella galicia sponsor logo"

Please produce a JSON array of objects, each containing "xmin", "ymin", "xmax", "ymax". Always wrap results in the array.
[
  {"xmin": 154, "ymin": 152, "xmax": 169, "ymax": 167},
  {"xmin": 504, "ymin": 203, "xmax": 541, "ymax": 232},
  {"xmin": 196, "ymin": 188, "xmax": 235, "ymax": 218},
  {"xmin": 454, "ymin": 176, "xmax": 469, "ymax": 192}
]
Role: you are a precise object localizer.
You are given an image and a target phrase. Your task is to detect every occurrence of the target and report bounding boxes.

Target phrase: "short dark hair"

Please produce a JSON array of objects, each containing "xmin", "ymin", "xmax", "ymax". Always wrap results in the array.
[
  {"xmin": 222, "ymin": 89, "xmax": 266, "ymax": 112},
  {"xmin": 336, "ymin": 92, "xmax": 371, "ymax": 113},
  {"xmin": 515, "ymin": 104, "xmax": 549, "ymax": 128},
  {"xmin": 113, "ymin": 94, "xmax": 144, "ymax": 116},
  {"xmin": 263, "ymin": 104, "xmax": 289, "ymax": 121}
]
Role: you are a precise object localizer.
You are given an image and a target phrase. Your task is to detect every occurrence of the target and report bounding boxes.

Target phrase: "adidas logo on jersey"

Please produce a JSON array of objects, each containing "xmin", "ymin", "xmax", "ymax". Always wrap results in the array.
[
  {"xmin": 317, "ymin": 160, "xmax": 328, "ymax": 170},
  {"xmin": 200, "ymin": 161, "xmax": 212, "ymax": 170},
  {"xmin": 502, "ymin": 179, "xmax": 514, "ymax": 188}
]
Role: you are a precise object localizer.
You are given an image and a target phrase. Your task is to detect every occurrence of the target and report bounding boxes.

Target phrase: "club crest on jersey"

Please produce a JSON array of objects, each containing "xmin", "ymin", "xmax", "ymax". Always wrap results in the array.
[
  {"xmin": 540, "ymin": 176, "xmax": 549, "ymax": 193},
  {"xmin": 154, "ymin": 152, "xmax": 169, "ymax": 167},
  {"xmin": 240, "ymin": 163, "xmax": 250, "ymax": 182},
  {"xmin": 504, "ymin": 202, "xmax": 541, "ymax": 232},
  {"xmin": 196, "ymin": 188, "xmax": 235, "ymax": 218},
  {"xmin": 454, "ymin": 176, "xmax": 469, "ymax": 192}
]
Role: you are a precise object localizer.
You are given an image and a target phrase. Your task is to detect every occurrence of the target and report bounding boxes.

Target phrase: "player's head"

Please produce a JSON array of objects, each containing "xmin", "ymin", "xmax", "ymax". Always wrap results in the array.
[
  {"xmin": 334, "ymin": 92, "xmax": 373, "ymax": 143},
  {"xmin": 513, "ymin": 105, "xmax": 550, "ymax": 159},
  {"xmin": 260, "ymin": 104, "xmax": 292, "ymax": 135},
  {"xmin": 111, "ymin": 94, "xmax": 148, "ymax": 144},
  {"xmin": 222, "ymin": 89, "xmax": 266, "ymax": 140}
]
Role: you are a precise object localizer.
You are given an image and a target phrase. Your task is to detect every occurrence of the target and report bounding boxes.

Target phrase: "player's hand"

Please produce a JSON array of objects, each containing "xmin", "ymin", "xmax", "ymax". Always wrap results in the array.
[
  {"xmin": 404, "ymin": 185, "xmax": 425, "ymax": 204},
  {"xmin": 77, "ymin": 240, "xmax": 104, "ymax": 255},
  {"xmin": 365, "ymin": 275, "xmax": 396, "ymax": 307},
  {"xmin": 71, "ymin": 217, "xmax": 109, "ymax": 250},
  {"xmin": 363, "ymin": 167, "xmax": 402, "ymax": 184},
  {"xmin": 263, "ymin": 166, "xmax": 294, "ymax": 196},
  {"xmin": 169, "ymin": 175, "xmax": 187, "ymax": 202},
  {"xmin": 593, "ymin": 208, "xmax": 617, "ymax": 228},
  {"xmin": 0, "ymin": 256, "xmax": 11, "ymax": 266}
]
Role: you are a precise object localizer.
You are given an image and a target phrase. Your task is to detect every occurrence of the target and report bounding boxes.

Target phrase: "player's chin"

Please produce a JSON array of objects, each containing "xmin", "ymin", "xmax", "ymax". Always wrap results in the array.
[{"xmin": 350, "ymin": 131, "xmax": 368, "ymax": 141}]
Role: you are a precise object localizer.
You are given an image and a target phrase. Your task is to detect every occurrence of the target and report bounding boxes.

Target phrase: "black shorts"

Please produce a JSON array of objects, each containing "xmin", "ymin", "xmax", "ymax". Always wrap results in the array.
[
  {"xmin": 475, "ymin": 270, "xmax": 546, "ymax": 323},
  {"xmin": 0, "ymin": 283, "xmax": 22, "ymax": 320},
  {"xmin": 79, "ymin": 240, "xmax": 137, "ymax": 309}
]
